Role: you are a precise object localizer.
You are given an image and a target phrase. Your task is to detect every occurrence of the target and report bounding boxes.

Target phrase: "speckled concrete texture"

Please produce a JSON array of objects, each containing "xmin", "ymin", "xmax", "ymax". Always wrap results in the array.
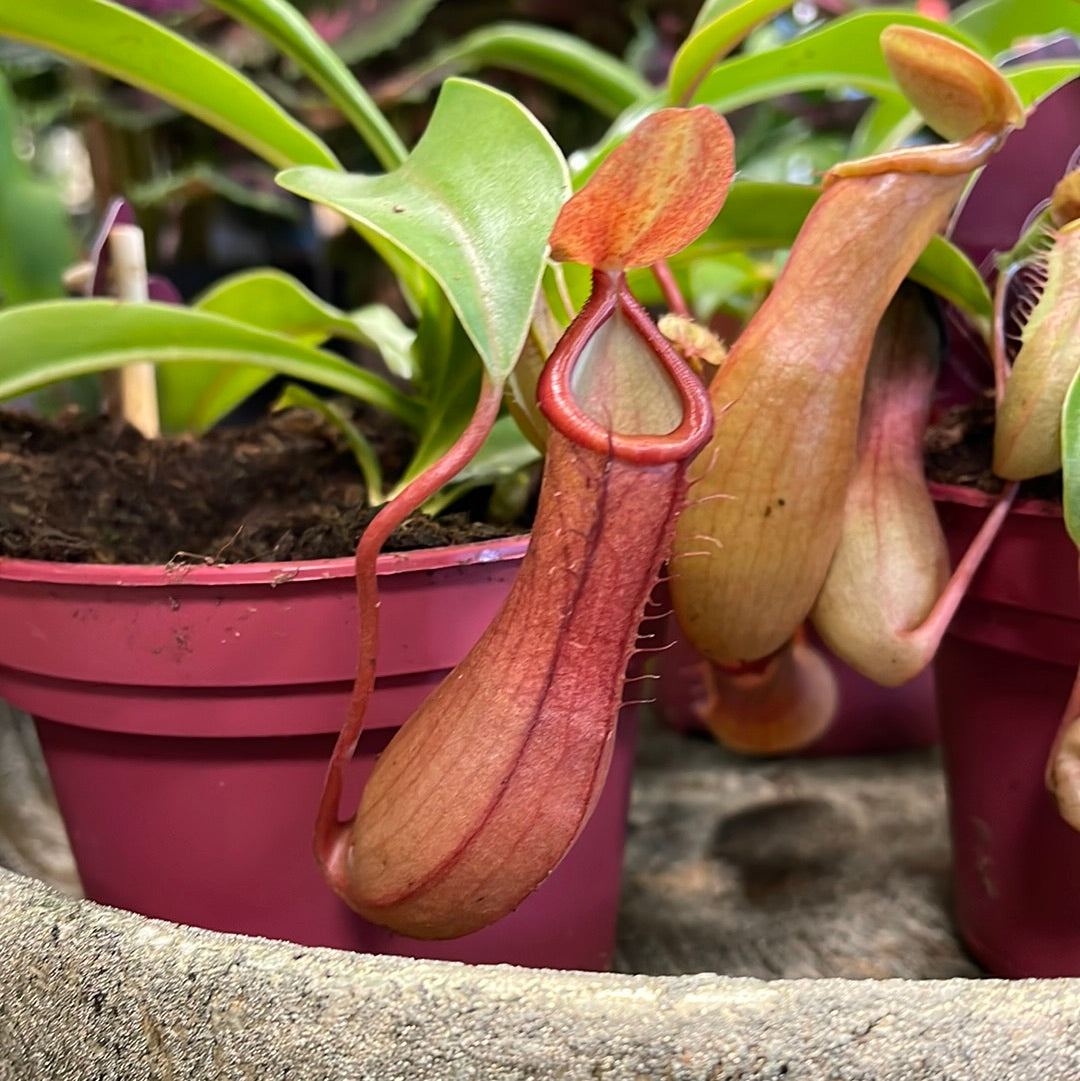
[
  {"xmin": 2, "ymin": 867, "xmax": 1080, "ymax": 1080},
  {"xmin": 4, "ymin": 703, "xmax": 1080, "ymax": 1079}
]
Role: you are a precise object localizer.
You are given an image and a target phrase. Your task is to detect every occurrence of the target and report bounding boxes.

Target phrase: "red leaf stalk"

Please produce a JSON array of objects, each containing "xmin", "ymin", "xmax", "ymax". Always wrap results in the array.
[
  {"xmin": 314, "ymin": 375, "xmax": 504, "ymax": 890},
  {"xmin": 320, "ymin": 270, "xmax": 712, "ymax": 938}
]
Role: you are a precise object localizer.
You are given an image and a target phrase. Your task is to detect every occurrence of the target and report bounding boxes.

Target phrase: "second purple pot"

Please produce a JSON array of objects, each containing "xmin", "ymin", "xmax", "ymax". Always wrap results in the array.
[{"xmin": 934, "ymin": 482, "xmax": 1080, "ymax": 977}]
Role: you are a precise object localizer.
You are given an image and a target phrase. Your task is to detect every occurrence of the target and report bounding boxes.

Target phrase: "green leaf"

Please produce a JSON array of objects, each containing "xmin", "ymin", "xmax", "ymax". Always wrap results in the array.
[
  {"xmin": 0, "ymin": 72, "xmax": 76, "ymax": 305},
  {"xmin": 278, "ymin": 78, "xmax": 570, "ymax": 385},
  {"xmin": 420, "ymin": 414, "xmax": 541, "ymax": 515},
  {"xmin": 0, "ymin": 0, "xmax": 338, "ymax": 170},
  {"xmin": 667, "ymin": 0, "xmax": 799, "ymax": 107},
  {"xmin": 195, "ymin": 269, "xmax": 374, "ymax": 344},
  {"xmin": 1007, "ymin": 63, "xmax": 1080, "ymax": 108},
  {"xmin": 952, "ymin": 0, "xmax": 1080, "ymax": 55},
  {"xmin": 395, "ymin": 315, "xmax": 484, "ymax": 490},
  {"xmin": 849, "ymin": 64, "xmax": 1080, "ymax": 158},
  {"xmin": 679, "ymin": 181, "xmax": 993, "ymax": 318},
  {"xmin": 0, "ymin": 300, "xmax": 422, "ymax": 427},
  {"xmin": 691, "ymin": 12, "xmax": 982, "ymax": 113},
  {"xmin": 849, "ymin": 93, "xmax": 922, "ymax": 157},
  {"xmin": 155, "ymin": 268, "xmax": 418, "ymax": 431},
  {"xmin": 376, "ymin": 22, "xmax": 652, "ymax": 118},
  {"xmin": 332, "ymin": 0, "xmax": 443, "ymax": 66},
  {"xmin": 1062, "ymin": 366, "xmax": 1080, "ymax": 548},
  {"xmin": 205, "ymin": 0, "xmax": 406, "ymax": 169},
  {"xmin": 273, "ymin": 383, "xmax": 386, "ymax": 505}
]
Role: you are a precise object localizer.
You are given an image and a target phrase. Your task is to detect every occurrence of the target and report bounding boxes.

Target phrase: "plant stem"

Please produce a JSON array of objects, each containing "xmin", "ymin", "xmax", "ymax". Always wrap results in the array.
[
  {"xmin": 652, "ymin": 259, "xmax": 692, "ymax": 318},
  {"xmin": 313, "ymin": 375, "xmax": 504, "ymax": 887}
]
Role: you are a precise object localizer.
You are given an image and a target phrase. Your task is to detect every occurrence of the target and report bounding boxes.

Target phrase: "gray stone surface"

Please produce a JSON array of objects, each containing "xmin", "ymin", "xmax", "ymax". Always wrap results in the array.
[
  {"xmin": 0, "ymin": 705, "xmax": 80, "ymax": 897},
  {"xmin": 5, "ymin": 704, "xmax": 1079, "ymax": 1079},
  {"xmin": 616, "ymin": 716, "xmax": 977, "ymax": 979},
  {"xmin": 2, "ymin": 868, "xmax": 1079, "ymax": 1080}
]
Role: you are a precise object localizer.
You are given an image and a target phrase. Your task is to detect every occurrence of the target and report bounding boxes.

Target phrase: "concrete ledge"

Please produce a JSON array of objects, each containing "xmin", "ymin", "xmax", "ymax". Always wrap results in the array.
[{"xmin": 1, "ymin": 867, "xmax": 1078, "ymax": 1081}]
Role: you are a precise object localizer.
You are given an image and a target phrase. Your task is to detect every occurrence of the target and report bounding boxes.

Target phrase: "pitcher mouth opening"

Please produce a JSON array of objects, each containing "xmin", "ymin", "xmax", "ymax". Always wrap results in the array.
[{"xmin": 538, "ymin": 270, "xmax": 712, "ymax": 466}]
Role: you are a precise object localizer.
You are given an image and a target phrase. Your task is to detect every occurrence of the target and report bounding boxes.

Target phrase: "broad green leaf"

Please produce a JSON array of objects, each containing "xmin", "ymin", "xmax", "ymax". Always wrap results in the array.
[
  {"xmin": 195, "ymin": 269, "xmax": 382, "ymax": 344},
  {"xmin": 0, "ymin": 300, "xmax": 422, "ymax": 427},
  {"xmin": 155, "ymin": 269, "xmax": 417, "ymax": 431},
  {"xmin": 952, "ymin": 0, "xmax": 1080, "ymax": 55},
  {"xmin": 0, "ymin": 0, "xmax": 338, "ymax": 171},
  {"xmin": 273, "ymin": 383, "xmax": 386, "ymax": 505},
  {"xmin": 1063, "ymin": 367, "xmax": 1080, "ymax": 547},
  {"xmin": 278, "ymin": 78, "xmax": 570, "ymax": 384},
  {"xmin": 376, "ymin": 22, "xmax": 652, "ymax": 118},
  {"xmin": 206, "ymin": 0, "xmax": 406, "ymax": 169},
  {"xmin": 396, "ymin": 326, "xmax": 483, "ymax": 490},
  {"xmin": 691, "ymin": 12, "xmax": 982, "ymax": 113},
  {"xmin": 677, "ymin": 181, "xmax": 993, "ymax": 318},
  {"xmin": 667, "ymin": 0, "xmax": 799, "ymax": 107}
]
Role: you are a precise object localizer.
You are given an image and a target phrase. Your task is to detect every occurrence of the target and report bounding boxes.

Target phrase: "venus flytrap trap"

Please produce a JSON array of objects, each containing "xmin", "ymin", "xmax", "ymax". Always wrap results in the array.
[
  {"xmin": 314, "ymin": 108, "xmax": 730, "ymax": 938},
  {"xmin": 990, "ymin": 168, "xmax": 1080, "ymax": 829}
]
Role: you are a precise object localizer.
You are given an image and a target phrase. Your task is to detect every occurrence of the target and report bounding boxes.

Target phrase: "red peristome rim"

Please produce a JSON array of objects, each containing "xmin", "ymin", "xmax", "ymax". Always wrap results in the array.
[
  {"xmin": 929, "ymin": 480, "xmax": 1063, "ymax": 519},
  {"xmin": 0, "ymin": 533, "xmax": 530, "ymax": 588},
  {"xmin": 538, "ymin": 269, "xmax": 713, "ymax": 464}
]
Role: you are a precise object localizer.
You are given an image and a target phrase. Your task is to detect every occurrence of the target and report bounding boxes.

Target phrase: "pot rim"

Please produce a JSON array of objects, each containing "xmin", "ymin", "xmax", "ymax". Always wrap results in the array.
[{"xmin": 0, "ymin": 533, "xmax": 530, "ymax": 588}]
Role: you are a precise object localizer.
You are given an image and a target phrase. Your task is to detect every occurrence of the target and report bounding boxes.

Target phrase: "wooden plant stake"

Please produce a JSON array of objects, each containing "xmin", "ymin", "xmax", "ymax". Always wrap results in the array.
[{"xmin": 107, "ymin": 222, "xmax": 160, "ymax": 438}]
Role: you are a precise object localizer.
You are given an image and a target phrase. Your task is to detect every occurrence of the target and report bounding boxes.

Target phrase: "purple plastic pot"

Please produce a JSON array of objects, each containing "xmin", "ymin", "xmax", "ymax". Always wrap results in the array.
[
  {"xmin": 653, "ymin": 604, "xmax": 937, "ymax": 756},
  {"xmin": 0, "ymin": 537, "xmax": 637, "ymax": 970},
  {"xmin": 933, "ymin": 482, "xmax": 1080, "ymax": 977}
]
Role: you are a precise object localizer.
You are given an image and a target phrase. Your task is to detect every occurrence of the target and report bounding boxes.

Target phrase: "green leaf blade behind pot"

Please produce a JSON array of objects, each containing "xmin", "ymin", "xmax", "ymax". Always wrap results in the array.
[
  {"xmin": 153, "ymin": 269, "xmax": 416, "ymax": 432},
  {"xmin": 378, "ymin": 22, "xmax": 652, "ymax": 118},
  {"xmin": 205, "ymin": 0, "xmax": 406, "ymax": 169},
  {"xmin": 670, "ymin": 181, "xmax": 993, "ymax": 320},
  {"xmin": 690, "ymin": 11, "xmax": 983, "ymax": 114},
  {"xmin": 951, "ymin": 0, "xmax": 1080, "ymax": 54},
  {"xmin": 0, "ymin": 0, "xmax": 338, "ymax": 171},
  {"xmin": 278, "ymin": 78, "xmax": 571, "ymax": 386},
  {"xmin": 0, "ymin": 300, "xmax": 421, "ymax": 428}
]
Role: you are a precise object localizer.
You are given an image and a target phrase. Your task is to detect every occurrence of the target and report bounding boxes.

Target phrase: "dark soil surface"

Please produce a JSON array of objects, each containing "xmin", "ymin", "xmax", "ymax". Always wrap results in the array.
[
  {"xmin": 924, "ymin": 391, "xmax": 1063, "ymax": 502},
  {"xmin": 0, "ymin": 406, "xmax": 524, "ymax": 565},
  {"xmin": 3, "ymin": 392, "xmax": 1059, "ymax": 566}
]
